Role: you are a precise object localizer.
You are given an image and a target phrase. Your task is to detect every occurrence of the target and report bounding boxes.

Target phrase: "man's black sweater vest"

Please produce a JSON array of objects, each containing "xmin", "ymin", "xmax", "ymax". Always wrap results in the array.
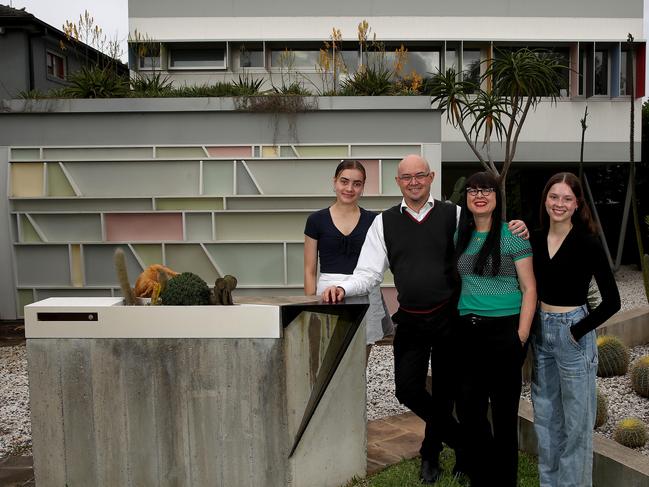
[{"xmin": 382, "ymin": 201, "xmax": 458, "ymax": 310}]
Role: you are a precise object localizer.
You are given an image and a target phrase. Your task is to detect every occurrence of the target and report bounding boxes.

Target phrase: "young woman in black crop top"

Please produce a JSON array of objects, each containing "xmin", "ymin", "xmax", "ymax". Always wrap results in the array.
[{"xmin": 530, "ymin": 172, "xmax": 620, "ymax": 487}]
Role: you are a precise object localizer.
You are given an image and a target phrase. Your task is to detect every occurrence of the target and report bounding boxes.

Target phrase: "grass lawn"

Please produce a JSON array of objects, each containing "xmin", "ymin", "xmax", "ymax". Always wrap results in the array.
[{"xmin": 346, "ymin": 448, "xmax": 540, "ymax": 487}]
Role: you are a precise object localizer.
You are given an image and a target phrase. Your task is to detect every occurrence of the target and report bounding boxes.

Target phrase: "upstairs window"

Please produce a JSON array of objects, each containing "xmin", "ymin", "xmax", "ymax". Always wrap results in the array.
[
  {"xmin": 239, "ymin": 43, "xmax": 265, "ymax": 69},
  {"xmin": 594, "ymin": 49, "xmax": 608, "ymax": 95},
  {"xmin": 168, "ymin": 43, "xmax": 226, "ymax": 70},
  {"xmin": 138, "ymin": 43, "xmax": 161, "ymax": 70},
  {"xmin": 46, "ymin": 51, "xmax": 66, "ymax": 80},
  {"xmin": 620, "ymin": 49, "xmax": 633, "ymax": 96}
]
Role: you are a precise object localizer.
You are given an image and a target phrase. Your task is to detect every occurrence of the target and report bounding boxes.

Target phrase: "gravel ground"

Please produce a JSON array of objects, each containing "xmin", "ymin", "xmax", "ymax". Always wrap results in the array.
[{"xmin": 1, "ymin": 266, "xmax": 648, "ymax": 459}]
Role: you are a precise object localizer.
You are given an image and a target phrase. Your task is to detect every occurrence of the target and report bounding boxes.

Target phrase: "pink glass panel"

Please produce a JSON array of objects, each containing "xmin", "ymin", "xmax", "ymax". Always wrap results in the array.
[
  {"xmin": 358, "ymin": 160, "xmax": 379, "ymax": 195},
  {"xmin": 206, "ymin": 146, "xmax": 252, "ymax": 158},
  {"xmin": 105, "ymin": 213, "xmax": 183, "ymax": 241}
]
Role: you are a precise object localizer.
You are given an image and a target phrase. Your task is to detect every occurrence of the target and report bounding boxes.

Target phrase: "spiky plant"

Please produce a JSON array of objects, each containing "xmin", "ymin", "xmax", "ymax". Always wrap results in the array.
[
  {"xmin": 596, "ymin": 335, "xmax": 629, "ymax": 377},
  {"xmin": 630, "ymin": 355, "xmax": 649, "ymax": 398},
  {"xmin": 595, "ymin": 387, "xmax": 608, "ymax": 429},
  {"xmin": 613, "ymin": 417, "xmax": 648, "ymax": 448}
]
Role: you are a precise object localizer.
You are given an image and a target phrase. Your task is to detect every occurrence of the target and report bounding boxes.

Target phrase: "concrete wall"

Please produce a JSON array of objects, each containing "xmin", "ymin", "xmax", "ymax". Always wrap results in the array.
[{"xmin": 129, "ymin": 0, "xmax": 642, "ymax": 19}]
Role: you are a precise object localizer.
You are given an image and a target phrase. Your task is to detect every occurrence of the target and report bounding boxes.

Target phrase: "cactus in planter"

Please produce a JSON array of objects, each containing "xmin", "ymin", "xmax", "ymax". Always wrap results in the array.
[
  {"xmin": 630, "ymin": 355, "xmax": 649, "ymax": 398},
  {"xmin": 114, "ymin": 248, "xmax": 137, "ymax": 305},
  {"xmin": 613, "ymin": 417, "xmax": 649, "ymax": 448},
  {"xmin": 594, "ymin": 387, "xmax": 608, "ymax": 429},
  {"xmin": 596, "ymin": 335, "xmax": 629, "ymax": 377},
  {"xmin": 160, "ymin": 272, "xmax": 211, "ymax": 306}
]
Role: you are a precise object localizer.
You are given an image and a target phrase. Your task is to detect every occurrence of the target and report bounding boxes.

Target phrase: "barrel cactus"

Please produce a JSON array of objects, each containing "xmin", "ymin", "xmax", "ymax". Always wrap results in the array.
[
  {"xmin": 594, "ymin": 388, "xmax": 608, "ymax": 429},
  {"xmin": 160, "ymin": 272, "xmax": 211, "ymax": 306},
  {"xmin": 596, "ymin": 335, "xmax": 629, "ymax": 377},
  {"xmin": 630, "ymin": 355, "xmax": 649, "ymax": 398},
  {"xmin": 613, "ymin": 417, "xmax": 648, "ymax": 448}
]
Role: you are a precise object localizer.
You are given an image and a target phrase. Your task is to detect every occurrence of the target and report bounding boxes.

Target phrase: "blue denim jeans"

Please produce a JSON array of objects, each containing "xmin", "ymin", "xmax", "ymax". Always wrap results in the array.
[{"xmin": 531, "ymin": 305, "xmax": 597, "ymax": 487}]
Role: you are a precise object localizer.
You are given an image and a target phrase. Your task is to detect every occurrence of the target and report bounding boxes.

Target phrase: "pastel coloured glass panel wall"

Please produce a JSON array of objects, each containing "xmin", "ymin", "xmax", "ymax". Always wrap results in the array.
[
  {"xmin": 226, "ymin": 197, "xmax": 334, "ymax": 210},
  {"xmin": 294, "ymin": 146, "xmax": 348, "ymax": 158},
  {"xmin": 131, "ymin": 244, "xmax": 163, "ymax": 267},
  {"xmin": 156, "ymin": 198, "xmax": 223, "ymax": 210},
  {"xmin": 105, "ymin": 213, "xmax": 183, "ymax": 241},
  {"xmin": 358, "ymin": 160, "xmax": 379, "ymax": 195},
  {"xmin": 351, "ymin": 145, "xmax": 420, "ymax": 158},
  {"xmin": 43, "ymin": 147, "xmax": 153, "ymax": 160},
  {"xmin": 185, "ymin": 214, "xmax": 213, "ymax": 241},
  {"xmin": 279, "ymin": 146, "xmax": 298, "ymax": 157},
  {"xmin": 17, "ymin": 289, "xmax": 35, "ymax": 313},
  {"xmin": 261, "ymin": 146, "xmax": 279, "ymax": 157},
  {"xmin": 243, "ymin": 160, "xmax": 335, "ymax": 194},
  {"xmin": 286, "ymin": 243, "xmax": 304, "ymax": 287},
  {"xmin": 30, "ymin": 214, "xmax": 102, "ymax": 242},
  {"xmin": 206, "ymin": 146, "xmax": 252, "ymax": 158},
  {"xmin": 11, "ymin": 149, "xmax": 40, "ymax": 160},
  {"xmin": 15, "ymin": 246, "xmax": 70, "ymax": 286},
  {"xmin": 156, "ymin": 147, "xmax": 206, "ymax": 159},
  {"xmin": 213, "ymin": 213, "xmax": 306, "ymax": 240},
  {"xmin": 20, "ymin": 216, "xmax": 42, "ymax": 243},
  {"xmin": 204, "ymin": 244, "xmax": 284, "ymax": 285},
  {"xmin": 12, "ymin": 199, "xmax": 154, "ymax": 212},
  {"xmin": 47, "ymin": 163, "xmax": 76, "ymax": 197},
  {"xmin": 203, "ymin": 162, "xmax": 234, "ymax": 195},
  {"xmin": 381, "ymin": 160, "xmax": 401, "ymax": 195},
  {"xmin": 84, "ymin": 245, "xmax": 141, "ymax": 286},
  {"xmin": 11, "ymin": 163, "xmax": 44, "ymax": 197},
  {"xmin": 36, "ymin": 288, "xmax": 113, "ymax": 299},
  {"xmin": 70, "ymin": 244, "xmax": 83, "ymax": 287},
  {"xmin": 64, "ymin": 161, "xmax": 200, "ymax": 197},
  {"xmin": 236, "ymin": 163, "xmax": 260, "ymax": 195},
  {"xmin": 164, "ymin": 244, "xmax": 219, "ymax": 284}
]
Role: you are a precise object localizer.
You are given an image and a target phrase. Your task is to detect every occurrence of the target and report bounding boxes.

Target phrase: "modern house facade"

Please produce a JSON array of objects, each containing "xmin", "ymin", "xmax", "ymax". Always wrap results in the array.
[{"xmin": 0, "ymin": 4, "xmax": 127, "ymax": 99}]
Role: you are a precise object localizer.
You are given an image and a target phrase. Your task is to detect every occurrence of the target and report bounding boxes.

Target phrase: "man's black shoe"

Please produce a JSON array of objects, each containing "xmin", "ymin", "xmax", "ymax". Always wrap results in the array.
[{"xmin": 420, "ymin": 458, "xmax": 441, "ymax": 484}]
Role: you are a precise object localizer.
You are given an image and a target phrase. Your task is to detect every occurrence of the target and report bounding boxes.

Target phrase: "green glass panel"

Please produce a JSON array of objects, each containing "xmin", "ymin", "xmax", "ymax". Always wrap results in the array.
[
  {"xmin": 203, "ymin": 161, "xmax": 234, "ymax": 195},
  {"xmin": 236, "ymin": 163, "xmax": 260, "ymax": 195},
  {"xmin": 11, "ymin": 149, "xmax": 40, "ymax": 161},
  {"xmin": 351, "ymin": 145, "xmax": 421, "ymax": 158},
  {"xmin": 43, "ymin": 147, "xmax": 153, "ymax": 160},
  {"xmin": 165, "ymin": 244, "xmax": 219, "ymax": 284},
  {"xmin": 244, "ymin": 160, "xmax": 334, "ymax": 195},
  {"xmin": 279, "ymin": 146, "xmax": 297, "ymax": 157},
  {"xmin": 286, "ymin": 243, "xmax": 304, "ymax": 286},
  {"xmin": 47, "ymin": 163, "xmax": 76, "ymax": 197},
  {"xmin": 12, "ymin": 199, "xmax": 153, "ymax": 212},
  {"xmin": 226, "ymin": 197, "xmax": 334, "ymax": 210},
  {"xmin": 186, "ymin": 214, "xmax": 213, "ymax": 241},
  {"xmin": 156, "ymin": 147, "xmax": 206, "ymax": 158},
  {"xmin": 381, "ymin": 159, "xmax": 401, "ymax": 195},
  {"xmin": 132, "ymin": 244, "xmax": 163, "ymax": 267},
  {"xmin": 18, "ymin": 289, "xmax": 34, "ymax": 313},
  {"xmin": 156, "ymin": 198, "xmax": 223, "ymax": 210},
  {"xmin": 205, "ymin": 243, "xmax": 284, "ymax": 286},
  {"xmin": 20, "ymin": 216, "xmax": 42, "ymax": 242},
  {"xmin": 213, "ymin": 213, "xmax": 305, "ymax": 240},
  {"xmin": 31, "ymin": 214, "xmax": 102, "ymax": 242},
  {"xmin": 295, "ymin": 146, "xmax": 348, "ymax": 158}
]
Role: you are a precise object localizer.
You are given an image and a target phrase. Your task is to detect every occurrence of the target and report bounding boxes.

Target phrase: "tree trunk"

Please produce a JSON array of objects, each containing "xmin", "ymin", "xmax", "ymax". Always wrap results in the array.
[{"xmin": 499, "ymin": 175, "xmax": 507, "ymax": 220}]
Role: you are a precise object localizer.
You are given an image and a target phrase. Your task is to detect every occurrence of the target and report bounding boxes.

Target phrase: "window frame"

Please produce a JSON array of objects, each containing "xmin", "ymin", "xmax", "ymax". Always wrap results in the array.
[
  {"xmin": 46, "ymin": 50, "xmax": 66, "ymax": 81},
  {"xmin": 167, "ymin": 42, "xmax": 228, "ymax": 71}
]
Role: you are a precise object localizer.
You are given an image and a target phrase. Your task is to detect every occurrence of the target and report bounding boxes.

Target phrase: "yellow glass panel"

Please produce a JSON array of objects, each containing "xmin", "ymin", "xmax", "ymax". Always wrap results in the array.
[
  {"xmin": 11, "ymin": 163, "xmax": 44, "ymax": 197},
  {"xmin": 70, "ymin": 244, "xmax": 83, "ymax": 287},
  {"xmin": 294, "ymin": 146, "xmax": 348, "ymax": 158},
  {"xmin": 262, "ymin": 146, "xmax": 280, "ymax": 158},
  {"xmin": 132, "ymin": 244, "xmax": 163, "ymax": 267}
]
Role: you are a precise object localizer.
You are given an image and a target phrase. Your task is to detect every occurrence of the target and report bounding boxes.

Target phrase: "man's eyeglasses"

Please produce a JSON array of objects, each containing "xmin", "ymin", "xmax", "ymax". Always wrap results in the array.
[
  {"xmin": 398, "ymin": 172, "xmax": 430, "ymax": 183},
  {"xmin": 466, "ymin": 187, "xmax": 495, "ymax": 197}
]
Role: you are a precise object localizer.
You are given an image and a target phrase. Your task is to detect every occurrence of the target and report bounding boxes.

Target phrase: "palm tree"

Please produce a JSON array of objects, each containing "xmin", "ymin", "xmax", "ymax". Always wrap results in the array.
[{"xmin": 430, "ymin": 48, "xmax": 566, "ymax": 218}]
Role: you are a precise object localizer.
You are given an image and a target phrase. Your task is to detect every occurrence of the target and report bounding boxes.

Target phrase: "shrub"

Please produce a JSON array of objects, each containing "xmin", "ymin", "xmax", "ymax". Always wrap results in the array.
[
  {"xmin": 64, "ymin": 66, "xmax": 129, "ymax": 98},
  {"xmin": 231, "ymin": 75, "xmax": 265, "ymax": 96},
  {"xmin": 340, "ymin": 66, "xmax": 394, "ymax": 96},
  {"xmin": 594, "ymin": 387, "xmax": 608, "ymax": 429},
  {"xmin": 596, "ymin": 335, "xmax": 629, "ymax": 377},
  {"xmin": 630, "ymin": 355, "xmax": 649, "ymax": 398},
  {"xmin": 613, "ymin": 417, "xmax": 648, "ymax": 448},
  {"xmin": 130, "ymin": 72, "xmax": 173, "ymax": 97},
  {"xmin": 160, "ymin": 272, "xmax": 211, "ymax": 306}
]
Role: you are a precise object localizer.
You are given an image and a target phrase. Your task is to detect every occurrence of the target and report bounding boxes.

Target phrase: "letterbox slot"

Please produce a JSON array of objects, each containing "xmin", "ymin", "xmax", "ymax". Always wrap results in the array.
[{"xmin": 37, "ymin": 312, "xmax": 98, "ymax": 322}]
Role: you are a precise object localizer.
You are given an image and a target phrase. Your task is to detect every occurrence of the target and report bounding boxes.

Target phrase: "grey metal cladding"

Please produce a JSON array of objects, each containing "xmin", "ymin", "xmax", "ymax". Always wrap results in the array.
[{"xmin": 129, "ymin": 0, "xmax": 642, "ymax": 19}]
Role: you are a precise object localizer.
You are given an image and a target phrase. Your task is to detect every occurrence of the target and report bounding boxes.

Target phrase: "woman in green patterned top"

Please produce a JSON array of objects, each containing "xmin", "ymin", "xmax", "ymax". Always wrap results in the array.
[{"xmin": 454, "ymin": 171, "xmax": 536, "ymax": 487}]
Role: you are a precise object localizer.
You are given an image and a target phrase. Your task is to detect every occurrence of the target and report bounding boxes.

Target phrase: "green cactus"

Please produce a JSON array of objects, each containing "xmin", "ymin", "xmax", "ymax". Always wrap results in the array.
[
  {"xmin": 594, "ymin": 387, "xmax": 608, "ymax": 429},
  {"xmin": 613, "ymin": 417, "xmax": 649, "ymax": 448},
  {"xmin": 160, "ymin": 272, "xmax": 211, "ymax": 306},
  {"xmin": 596, "ymin": 335, "xmax": 629, "ymax": 377},
  {"xmin": 448, "ymin": 176, "xmax": 466, "ymax": 205},
  {"xmin": 630, "ymin": 355, "xmax": 649, "ymax": 398},
  {"xmin": 114, "ymin": 248, "xmax": 137, "ymax": 306}
]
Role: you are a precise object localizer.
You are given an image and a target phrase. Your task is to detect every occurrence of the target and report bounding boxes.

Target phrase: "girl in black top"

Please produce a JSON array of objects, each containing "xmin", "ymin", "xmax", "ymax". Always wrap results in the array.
[{"xmin": 530, "ymin": 172, "xmax": 620, "ymax": 487}]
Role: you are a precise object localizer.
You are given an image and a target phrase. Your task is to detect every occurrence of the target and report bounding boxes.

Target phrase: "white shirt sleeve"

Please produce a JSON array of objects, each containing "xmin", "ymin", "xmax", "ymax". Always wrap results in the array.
[{"xmin": 339, "ymin": 214, "xmax": 389, "ymax": 296}]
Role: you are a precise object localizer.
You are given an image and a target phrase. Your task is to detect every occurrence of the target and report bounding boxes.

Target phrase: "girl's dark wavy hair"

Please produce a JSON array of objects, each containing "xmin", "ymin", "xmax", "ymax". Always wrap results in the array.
[
  {"xmin": 539, "ymin": 172, "xmax": 597, "ymax": 234},
  {"xmin": 455, "ymin": 171, "xmax": 503, "ymax": 276},
  {"xmin": 334, "ymin": 159, "xmax": 366, "ymax": 181}
]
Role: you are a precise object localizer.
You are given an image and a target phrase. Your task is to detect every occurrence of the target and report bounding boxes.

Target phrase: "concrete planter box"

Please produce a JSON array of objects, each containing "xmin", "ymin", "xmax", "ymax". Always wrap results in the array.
[{"xmin": 25, "ymin": 296, "xmax": 369, "ymax": 487}]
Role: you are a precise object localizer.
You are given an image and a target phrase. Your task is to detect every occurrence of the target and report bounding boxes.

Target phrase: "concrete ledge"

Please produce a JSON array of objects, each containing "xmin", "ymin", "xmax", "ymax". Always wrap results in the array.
[
  {"xmin": 518, "ymin": 399, "xmax": 649, "ymax": 487},
  {"xmin": 597, "ymin": 306, "xmax": 649, "ymax": 347}
]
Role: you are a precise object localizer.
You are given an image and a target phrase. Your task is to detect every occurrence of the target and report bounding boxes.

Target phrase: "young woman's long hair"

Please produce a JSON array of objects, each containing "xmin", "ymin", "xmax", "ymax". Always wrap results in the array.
[
  {"xmin": 539, "ymin": 172, "xmax": 597, "ymax": 234},
  {"xmin": 455, "ymin": 171, "xmax": 503, "ymax": 276},
  {"xmin": 334, "ymin": 159, "xmax": 366, "ymax": 180}
]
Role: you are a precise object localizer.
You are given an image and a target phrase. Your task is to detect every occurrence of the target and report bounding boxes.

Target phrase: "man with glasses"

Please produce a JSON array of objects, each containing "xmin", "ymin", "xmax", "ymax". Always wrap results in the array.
[{"xmin": 322, "ymin": 154, "xmax": 527, "ymax": 484}]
